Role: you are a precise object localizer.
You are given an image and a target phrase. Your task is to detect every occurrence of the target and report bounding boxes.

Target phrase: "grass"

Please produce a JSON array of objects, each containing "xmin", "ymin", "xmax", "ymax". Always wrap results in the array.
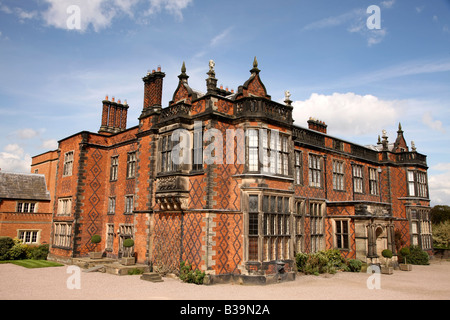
[{"xmin": 0, "ymin": 259, "xmax": 64, "ymax": 268}]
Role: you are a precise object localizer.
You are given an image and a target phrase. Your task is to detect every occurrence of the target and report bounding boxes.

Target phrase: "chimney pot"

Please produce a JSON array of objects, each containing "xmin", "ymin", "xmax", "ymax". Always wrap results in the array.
[
  {"xmin": 112, "ymin": 96, "xmax": 115, "ymax": 102},
  {"xmin": 157, "ymin": 65, "xmax": 161, "ymax": 72}
]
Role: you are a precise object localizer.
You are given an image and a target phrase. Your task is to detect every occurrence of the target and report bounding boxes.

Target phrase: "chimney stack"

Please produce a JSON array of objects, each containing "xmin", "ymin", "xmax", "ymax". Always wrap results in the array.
[
  {"xmin": 307, "ymin": 117, "xmax": 327, "ymax": 134},
  {"xmin": 141, "ymin": 66, "xmax": 165, "ymax": 118},
  {"xmin": 99, "ymin": 96, "xmax": 129, "ymax": 134}
]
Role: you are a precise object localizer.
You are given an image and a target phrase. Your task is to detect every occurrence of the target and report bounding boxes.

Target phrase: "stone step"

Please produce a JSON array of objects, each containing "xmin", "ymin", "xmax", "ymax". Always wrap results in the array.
[
  {"xmin": 83, "ymin": 265, "xmax": 105, "ymax": 273},
  {"xmin": 140, "ymin": 272, "xmax": 164, "ymax": 282}
]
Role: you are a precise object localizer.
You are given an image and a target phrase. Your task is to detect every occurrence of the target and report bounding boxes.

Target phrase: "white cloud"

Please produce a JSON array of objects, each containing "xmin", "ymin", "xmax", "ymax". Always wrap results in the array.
[
  {"xmin": 145, "ymin": 0, "xmax": 193, "ymax": 20},
  {"xmin": 42, "ymin": 0, "xmax": 116, "ymax": 32},
  {"xmin": 41, "ymin": 139, "xmax": 58, "ymax": 150},
  {"xmin": 0, "ymin": 144, "xmax": 32, "ymax": 173},
  {"xmin": 381, "ymin": 0, "xmax": 395, "ymax": 9},
  {"xmin": 210, "ymin": 27, "xmax": 233, "ymax": 47},
  {"xmin": 429, "ymin": 163, "xmax": 450, "ymax": 205},
  {"xmin": 16, "ymin": 128, "xmax": 40, "ymax": 140},
  {"xmin": 302, "ymin": 9, "xmax": 362, "ymax": 31},
  {"xmin": 292, "ymin": 92, "xmax": 399, "ymax": 137},
  {"xmin": 422, "ymin": 112, "xmax": 445, "ymax": 133},
  {"xmin": 41, "ymin": 0, "xmax": 192, "ymax": 32}
]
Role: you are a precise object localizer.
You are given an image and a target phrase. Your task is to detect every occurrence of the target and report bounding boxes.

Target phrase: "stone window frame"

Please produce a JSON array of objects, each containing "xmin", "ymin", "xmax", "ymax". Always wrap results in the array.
[
  {"xmin": 332, "ymin": 218, "xmax": 350, "ymax": 251},
  {"xmin": 309, "ymin": 201, "xmax": 325, "ymax": 253},
  {"xmin": 294, "ymin": 150, "xmax": 303, "ymax": 185},
  {"xmin": 18, "ymin": 229, "xmax": 40, "ymax": 244},
  {"xmin": 126, "ymin": 152, "xmax": 137, "ymax": 179},
  {"xmin": 53, "ymin": 222, "xmax": 72, "ymax": 249},
  {"xmin": 308, "ymin": 153, "xmax": 323, "ymax": 188},
  {"xmin": 110, "ymin": 155, "xmax": 119, "ymax": 181},
  {"xmin": 16, "ymin": 201, "xmax": 37, "ymax": 213},
  {"xmin": 107, "ymin": 196, "xmax": 116, "ymax": 215},
  {"xmin": 245, "ymin": 127, "xmax": 291, "ymax": 177},
  {"xmin": 63, "ymin": 151, "xmax": 74, "ymax": 177},
  {"xmin": 56, "ymin": 197, "xmax": 72, "ymax": 216},
  {"xmin": 332, "ymin": 159, "xmax": 345, "ymax": 191},
  {"xmin": 352, "ymin": 164, "xmax": 364, "ymax": 194},
  {"xmin": 124, "ymin": 195, "xmax": 134, "ymax": 214},
  {"xmin": 369, "ymin": 167, "xmax": 379, "ymax": 196},
  {"xmin": 106, "ymin": 223, "xmax": 115, "ymax": 251},
  {"xmin": 244, "ymin": 192, "xmax": 295, "ymax": 263}
]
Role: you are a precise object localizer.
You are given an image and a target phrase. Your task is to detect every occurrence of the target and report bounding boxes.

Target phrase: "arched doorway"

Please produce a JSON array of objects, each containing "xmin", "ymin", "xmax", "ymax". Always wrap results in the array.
[{"xmin": 375, "ymin": 226, "xmax": 384, "ymax": 258}]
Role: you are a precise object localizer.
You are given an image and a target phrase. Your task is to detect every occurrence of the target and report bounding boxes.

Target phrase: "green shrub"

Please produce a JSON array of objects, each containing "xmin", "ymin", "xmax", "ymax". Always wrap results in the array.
[
  {"xmin": 179, "ymin": 261, "xmax": 205, "ymax": 285},
  {"xmin": 0, "ymin": 237, "xmax": 15, "ymax": 260},
  {"xmin": 381, "ymin": 249, "xmax": 393, "ymax": 259},
  {"xmin": 28, "ymin": 244, "xmax": 50, "ymax": 260},
  {"xmin": 347, "ymin": 259, "xmax": 362, "ymax": 272},
  {"xmin": 91, "ymin": 235, "xmax": 101, "ymax": 244},
  {"xmin": 127, "ymin": 268, "xmax": 143, "ymax": 275},
  {"xmin": 8, "ymin": 238, "xmax": 29, "ymax": 260},
  {"xmin": 295, "ymin": 252, "xmax": 308, "ymax": 273},
  {"xmin": 123, "ymin": 239, "xmax": 134, "ymax": 248},
  {"xmin": 407, "ymin": 245, "xmax": 429, "ymax": 265},
  {"xmin": 295, "ymin": 249, "xmax": 348, "ymax": 275},
  {"xmin": 398, "ymin": 247, "xmax": 410, "ymax": 264}
]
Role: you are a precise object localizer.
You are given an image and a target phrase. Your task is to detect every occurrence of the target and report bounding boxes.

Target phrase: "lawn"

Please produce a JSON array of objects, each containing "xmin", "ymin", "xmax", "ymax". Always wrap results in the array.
[{"xmin": 0, "ymin": 260, "xmax": 64, "ymax": 268}]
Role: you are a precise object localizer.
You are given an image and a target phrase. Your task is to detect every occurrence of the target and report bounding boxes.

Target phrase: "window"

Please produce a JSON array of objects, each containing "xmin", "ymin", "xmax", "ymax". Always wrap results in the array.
[
  {"xmin": 125, "ymin": 195, "xmax": 134, "ymax": 214},
  {"xmin": 247, "ymin": 129, "xmax": 289, "ymax": 175},
  {"xmin": 332, "ymin": 160, "xmax": 345, "ymax": 191},
  {"xmin": 294, "ymin": 151, "xmax": 302, "ymax": 185},
  {"xmin": 417, "ymin": 172, "xmax": 428, "ymax": 198},
  {"xmin": 53, "ymin": 223, "xmax": 72, "ymax": 248},
  {"xmin": 63, "ymin": 151, "xmax": 74, "ymax": 177},
  {"xmin": 106, "ymin": 224, "xmax": 114, "ymax": 250},
  {"xmin": 108, "ymin": 197, "xmax": 116, "ymax": 215},
  {"xmin": 57, "ymin": 198, "xmax": 72, "ymax": 216},
  {"xmin": 17, "ymin": 202, "xmax": 36, "ymax": 213},
  {"xmin": 126, "ymin": 152, "xmax": 136, "ymax": 178},
  {"xmin": 335, "ymin": 220, "xmax": 349, "ymax": 250},
  {"xmin": 410, "ymin": 208, "xmax": 432, "ymax": 250},
  {"xmin": 308, "ymin": 154, "xmax": 322, "ymax": 188},
  {"xmin": 353, "ymin": 165, "xmax": 363, "ymax": 193},
  {"xmin": 369, "ymin": 168, "xmax": 379, "ymax": 195},
  {"xmin": 110, "ymin": 156, "xmax": 119, "ymax": 181},
  {"xmin": 192, "ymin": 129, "xmax": 203, "ymax": 171},
  {"xmin": 247, "ymin": 129, "xmax": 259, "ymax": 172},
  {"xmin": 248, "ymin": 195, "xmax": 259, "ymax": 261},
  {"xmin": 310, "ymin": 202, "xmax": 324, "ymax": 253},
  {"xmin": 262, "ymin": 195, "xmax": 290, "ymax": 261},
  {"xmin": 294, "ymin": 201, "xmax": 305, "ymax": 254},
  {"xmin": 408, "ymin": 170, "xmax": 428, "ymax": 198},
  {"xmin": 18, "ymin": 230, "xmax": 39, "ymax": 244},
  {"xmin": 408, "ymin": 170, "xmax": 415, "ymax": 196}
]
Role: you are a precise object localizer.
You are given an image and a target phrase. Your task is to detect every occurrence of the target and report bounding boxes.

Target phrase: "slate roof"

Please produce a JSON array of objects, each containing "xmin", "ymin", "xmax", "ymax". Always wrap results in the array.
[{"xmin": 0, "ymin": 172, "xmax": 50, "ymax": 201}]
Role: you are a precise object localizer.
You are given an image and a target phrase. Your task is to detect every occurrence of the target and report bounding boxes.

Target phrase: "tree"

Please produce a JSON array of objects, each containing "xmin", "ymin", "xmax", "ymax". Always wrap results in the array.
[{"xmin": 430, "ymin": 205, "xmax": 450, "ymax": 225}]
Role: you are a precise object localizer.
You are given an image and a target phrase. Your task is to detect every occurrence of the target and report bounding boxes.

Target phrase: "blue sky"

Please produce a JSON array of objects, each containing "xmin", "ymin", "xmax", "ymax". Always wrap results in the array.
[{"xmin": 0, "ymin": 0, "xmax": 449, "ymax": 205}]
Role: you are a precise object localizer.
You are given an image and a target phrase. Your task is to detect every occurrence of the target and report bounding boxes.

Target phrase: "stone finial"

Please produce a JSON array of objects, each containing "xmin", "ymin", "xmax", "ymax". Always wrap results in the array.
[
  {"xmin": 178, "ymin": 61, "xmax": 189, "ymax": 82},
  {"xmin": 209, "ymin": 59, "xmax": 215, "ymax": 72},
  {"xmin": 284, "ymin": 90, "xmax": 292, "ymax": 106},
  {"xmin": 411, "ymin": 141, "xmax": 416, "ymax": 152},
  {"xmin": 250, "ymin": 56, "xmax": 260, "ymax": 74}
]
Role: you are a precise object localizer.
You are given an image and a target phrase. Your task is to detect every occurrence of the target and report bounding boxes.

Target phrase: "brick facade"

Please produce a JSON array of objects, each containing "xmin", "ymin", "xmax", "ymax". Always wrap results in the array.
[
  {"xmin": 0, "ymin": 172, "xmax": 52, "ymax": 245},
  {"xmin": 35, "ymin": 59, "xmax": 432, "ymax": 277}
]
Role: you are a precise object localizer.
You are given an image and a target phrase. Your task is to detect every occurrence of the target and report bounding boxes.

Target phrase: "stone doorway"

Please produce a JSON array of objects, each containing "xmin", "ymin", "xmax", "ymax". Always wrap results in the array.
[{"xmin": 375, "ymin": 226, "xmax": 384, "ymax": 258}]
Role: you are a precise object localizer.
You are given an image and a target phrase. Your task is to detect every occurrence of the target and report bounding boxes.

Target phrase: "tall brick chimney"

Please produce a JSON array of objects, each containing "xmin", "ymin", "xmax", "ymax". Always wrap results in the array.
[
  {"xmin": 140, "ymin": 66, "xmax": 165, "ymax": 118},
  {"xmin": 99, "ymin": 95, "xmax": 129, "ymax": 134},
  {"xmin": 307, "ymin": 117, "xmax": 327, "ymax": 134}
]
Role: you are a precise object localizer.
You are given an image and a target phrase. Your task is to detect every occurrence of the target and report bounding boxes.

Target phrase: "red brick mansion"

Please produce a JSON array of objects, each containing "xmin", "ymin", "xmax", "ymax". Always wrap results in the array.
[{"xmin": 31, "ymin": 58, "xmax": 432, "ymax": 281}]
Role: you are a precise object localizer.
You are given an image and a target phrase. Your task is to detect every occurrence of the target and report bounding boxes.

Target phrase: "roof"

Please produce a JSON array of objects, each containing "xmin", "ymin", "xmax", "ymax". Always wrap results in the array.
[{"xmin": 0, "ymin": 172, "xmax": 50, "ymax": 201}]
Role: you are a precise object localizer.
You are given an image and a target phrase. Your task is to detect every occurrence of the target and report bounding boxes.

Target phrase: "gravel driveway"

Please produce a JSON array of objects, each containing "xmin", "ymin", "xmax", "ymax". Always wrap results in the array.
[{"xmin": 1, "ymin": 260, "xmax": 449, "ymax": 301}]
